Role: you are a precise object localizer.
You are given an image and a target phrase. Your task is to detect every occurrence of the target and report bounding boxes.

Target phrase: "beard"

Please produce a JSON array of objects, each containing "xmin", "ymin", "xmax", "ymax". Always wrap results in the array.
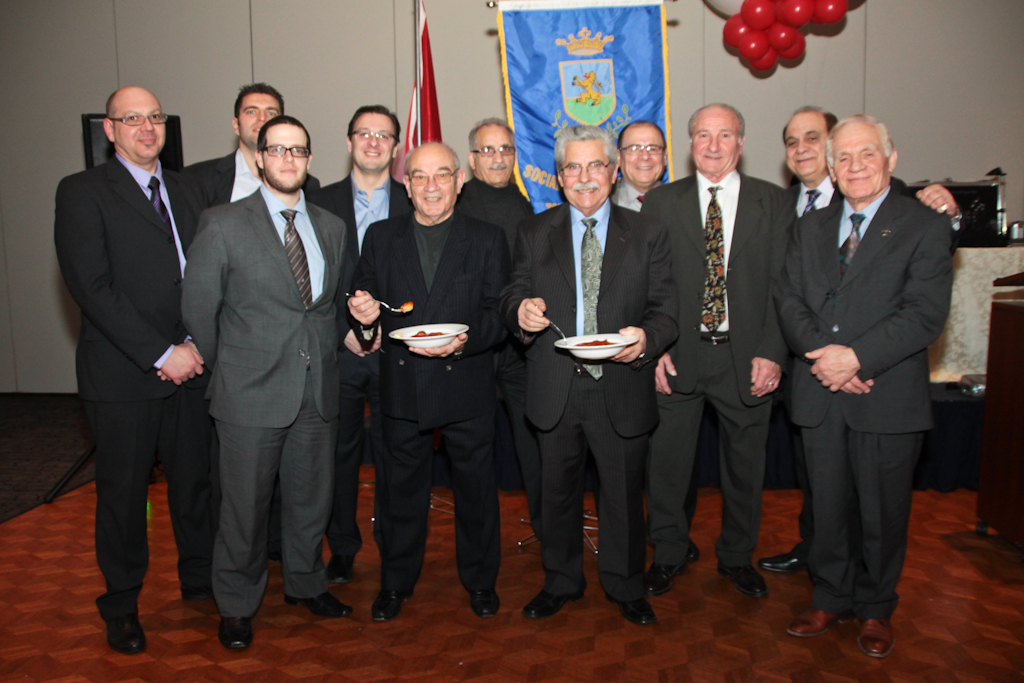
[{"xmin": 263, "ymin": 166, "xmax": 306, "ymax": 194}]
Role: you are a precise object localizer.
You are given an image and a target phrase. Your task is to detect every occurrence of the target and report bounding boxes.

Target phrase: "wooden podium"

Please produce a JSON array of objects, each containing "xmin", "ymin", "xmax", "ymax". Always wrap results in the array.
[{"xmin": 976, "ymin": 271, "xmax": 1024, "ymax": 557}]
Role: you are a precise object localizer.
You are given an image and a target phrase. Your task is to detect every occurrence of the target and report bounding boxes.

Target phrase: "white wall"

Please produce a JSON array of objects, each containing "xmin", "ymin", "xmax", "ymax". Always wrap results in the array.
[{"xmin": 1, "ymin": 0, "xmax": 1022, "ymax": 392}]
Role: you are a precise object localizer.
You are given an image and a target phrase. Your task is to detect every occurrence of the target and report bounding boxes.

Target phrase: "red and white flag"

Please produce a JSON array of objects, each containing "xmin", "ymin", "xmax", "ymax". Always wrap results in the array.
[{"xmin": 395, "ymin": 0, "xmax": 442, "ymax": 178}]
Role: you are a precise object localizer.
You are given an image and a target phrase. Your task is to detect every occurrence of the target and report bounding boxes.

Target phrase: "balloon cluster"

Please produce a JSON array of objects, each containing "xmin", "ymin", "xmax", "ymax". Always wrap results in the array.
[{"xmin": 713, "ymin": 0, "xmax": 849, "ymax": 72}]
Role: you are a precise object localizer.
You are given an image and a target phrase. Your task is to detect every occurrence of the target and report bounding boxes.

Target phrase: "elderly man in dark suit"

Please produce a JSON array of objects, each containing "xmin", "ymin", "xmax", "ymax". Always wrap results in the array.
[
  {"xmin": 641, "ymin": 104, "xmax": 794, "ymax": 600},
  {"xmin": 307, "ymin": 105, "xmax": 411, "ymax": 585},
  {"xmin": 348, "ymin": 142, "xmax": 510, "ymax": 622},
  {"xmin": 500, "ymin": 125, "xmax": 678, "ymax": 625},
  {"xmin": 776, "ymin": 115, "xmax": 953, "ymax": 658},
  {"xmin": 184, "ymin": 83, "xmax": 319, "ymax": 209},
  {"xmin": 54, "ymin": 86, "xmax": 213, "ymax": 655},
  {"xmin": 760, "ymin": 106, "xmax": 962, "ymax": 576},
  {"xmin": 183, "ymin": 116, "xmax": 349, "ymax": 649}
]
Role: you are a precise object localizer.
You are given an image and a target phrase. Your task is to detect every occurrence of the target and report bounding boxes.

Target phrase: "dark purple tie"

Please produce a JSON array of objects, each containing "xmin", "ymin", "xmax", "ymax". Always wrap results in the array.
[{"xmin": 147, "ymin": 176, "xmax": 173, "ymax": 234}]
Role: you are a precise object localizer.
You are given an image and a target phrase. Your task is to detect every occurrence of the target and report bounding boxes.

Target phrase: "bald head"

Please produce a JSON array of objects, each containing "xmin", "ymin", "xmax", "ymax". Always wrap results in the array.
[
  {"xmin": 403, "ymin": 142, "xmax": 466, "ymax": 225},
  {"xmin": 103, "ymin": 86, "xmax": 166, "ymax": 173}
]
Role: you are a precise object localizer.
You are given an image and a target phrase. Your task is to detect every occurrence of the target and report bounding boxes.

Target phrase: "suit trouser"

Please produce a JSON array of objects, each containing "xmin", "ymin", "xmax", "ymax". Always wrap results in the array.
[
  {"xmin": 495, "ymin": 340, "xmax": 543, "ymax": 541},
  {"xmin": 788, "ymin": 414, "xmax": 813, "ymax": 560},
  {"xmin": 538, "ymin": 372, "xmax": 648, "ymax": 601},
  {"xmin": 212, "ymin": 370, "xmax": 337, "ymax": 618},
  {"xmin": 648, "ymin": 340, "xmax": 770, "ymax": 567},
  {"xmin": 803, "ymin": 401, "xmax": 922, "ymax": 620},
  {"xmin": 85, "ymin": 385, "xmax": 213, "ymax": 620},
  {"xmin": 327, "ymin": 349, "xmax": 385, "ymax": 558},
  {"xmin": 378, "ymin": 411, "xmax": 500, "ymax": 592}
]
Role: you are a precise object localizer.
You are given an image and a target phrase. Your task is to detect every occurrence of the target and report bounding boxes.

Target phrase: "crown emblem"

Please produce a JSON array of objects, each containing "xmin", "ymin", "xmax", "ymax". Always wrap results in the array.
[{"xmin": 556, "ymin": 27, "xmax": 614, "ymax": 56}]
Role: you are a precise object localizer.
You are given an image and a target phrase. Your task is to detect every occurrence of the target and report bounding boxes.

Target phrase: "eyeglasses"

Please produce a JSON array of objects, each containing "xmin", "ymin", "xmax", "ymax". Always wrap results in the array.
[
  {"xmin": 560, "ymin": 161, "xmax": 610, "ymax": 177},
  {"xmin": 619, "ymin": 144, "xmax": 665, "ymax": 155},
  {"xmin": 408, "ymin": 171, "xmax": 454, "ymax": 186},
  {"xmin": 471, "ymin": 145, "xmax": 516, "ymax": 157},
  {"xmin": 352, "ymin": 130, "xmax": 396, "ymax": 142},
  {"xmin": 109, "ymin": 113, "xmax": 169, "ymax": 126},
  {"xmin": 262, "ymin": 145, "xmax": 311, "ymax": 158}
]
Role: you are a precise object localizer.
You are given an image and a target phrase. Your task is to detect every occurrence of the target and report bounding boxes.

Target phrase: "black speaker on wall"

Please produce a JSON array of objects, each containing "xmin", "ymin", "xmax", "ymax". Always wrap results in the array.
[{"xmin": 80, "ymin": 114, "xmax": 184, "ymax": 171}]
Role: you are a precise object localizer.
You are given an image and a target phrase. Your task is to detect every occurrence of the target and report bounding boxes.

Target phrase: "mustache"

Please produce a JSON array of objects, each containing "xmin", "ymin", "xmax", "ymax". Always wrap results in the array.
[
  {"xmin": 571, "ymin": 181, "xmax": 600, "ymax": 193},
  {"xmin": 486, "ymin": 163, "xmax": 508, "ymax": 171}
]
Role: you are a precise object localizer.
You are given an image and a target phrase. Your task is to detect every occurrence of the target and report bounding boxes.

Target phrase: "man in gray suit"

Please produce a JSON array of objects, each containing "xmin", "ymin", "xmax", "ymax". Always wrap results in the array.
[
  {"xmin": 776, "ymin": 115, "xmax": 952, "ymax": 658},
  {"xmin": 182, "ymin": 115, "xmax": 349, "ymax": 649}
]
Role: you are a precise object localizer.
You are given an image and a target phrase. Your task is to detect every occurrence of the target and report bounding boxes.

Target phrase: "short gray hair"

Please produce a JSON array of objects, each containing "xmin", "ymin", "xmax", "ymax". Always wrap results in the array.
[
  {"xmin": 468, "ymin": 118, "xmax": 513, "ymax": 150},
  {"xmin": 554, "ymin": 125, "xmax": 617, "ymax": 170},
  {"xmin": 404, "ymin": 141, "xmax": 461, "ymax": 175},
  {"xmin": 688, "ymin": 103, "xmax": 745, "ymax": 139},
  {"xmin": 826, "ymin": 114, "xmax": 894, "ymax": 166}
]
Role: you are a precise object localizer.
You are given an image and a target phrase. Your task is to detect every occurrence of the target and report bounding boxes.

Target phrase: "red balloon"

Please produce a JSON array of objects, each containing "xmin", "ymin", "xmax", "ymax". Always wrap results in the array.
[
  {"xmin": 741, "ymin": 0, "xmax": 776, "ymax": 31},
  {"xmin": 723, "ymin": 14, "xmax": 752, "ymax": 49},
  {"xmin": 749, "ymin": 46, "xmax": 778, "ymax": 71},
  {"xmin": 767, "ymin": 21, "xmax": 798, "ymax": 51},
  {"xmin": 738, "ymin": 29, "xmax": 770, "ymax": 61},
  {"xmin": 778, "ymin": 31, "xmax": 806, "ymax": 59},
  {"xmin": 778, "ymin": 0, "xmax": 815, "ymax": 27},
  {"xmin": 813, "ymin": 0, "xmax": 847, "ymax": 24}
]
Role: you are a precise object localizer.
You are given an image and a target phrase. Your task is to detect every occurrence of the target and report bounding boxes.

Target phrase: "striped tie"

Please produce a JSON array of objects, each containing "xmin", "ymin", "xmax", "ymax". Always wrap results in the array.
[
  {"xmin": 282, "ymin": 209, "xmax": 312, "ymax": 307},
  {"xmin": 839, "ymin": 212, "xmax": 865, "ymax": 280},
  {"xmin": 802, "ymin": 189, "xmax": 820, "ymax": 216}
]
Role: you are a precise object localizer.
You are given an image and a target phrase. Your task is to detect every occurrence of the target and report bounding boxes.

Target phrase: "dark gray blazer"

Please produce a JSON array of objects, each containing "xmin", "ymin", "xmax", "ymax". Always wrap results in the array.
[
  {"xmin": 184, "ymin": 151, "xmax": 320, "ymax": 209},
  {"xmin": 182, "ymin": 190, "xmax": 346, "ymax": 428},
  {"xmin": 55, "ymin": 159, "xmax": 207, "ymax": 401},
  {"xmin": 774, "ymin": 188, "xmax": 953, "ymax": 433},
  {"xmin": 350, "ymin": 210, "xmax": 511, "ymax": 429},
  {"xmin": 499, "ymin": 203, "xmax": 678, "ymax": 437},
  {"xmin": 642, "ymin": 173, "xmax": 795, "ymax": 406}
]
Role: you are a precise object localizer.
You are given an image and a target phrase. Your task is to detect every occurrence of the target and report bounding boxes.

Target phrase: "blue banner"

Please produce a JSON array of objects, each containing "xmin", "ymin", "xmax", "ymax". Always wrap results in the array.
[{"xmin": 499, "ymin": 0, "xmax": 671, "ymax": 213}]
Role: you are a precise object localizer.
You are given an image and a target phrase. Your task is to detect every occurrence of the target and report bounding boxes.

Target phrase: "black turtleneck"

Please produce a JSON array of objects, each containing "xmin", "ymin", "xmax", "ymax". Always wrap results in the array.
[
  {"xmin": 457, "ymin": 177, "xmax": 534, "ymax": 252},
  {"xmin": 413, "ymin": 212, "xmax": 455, "ymax": 292}
]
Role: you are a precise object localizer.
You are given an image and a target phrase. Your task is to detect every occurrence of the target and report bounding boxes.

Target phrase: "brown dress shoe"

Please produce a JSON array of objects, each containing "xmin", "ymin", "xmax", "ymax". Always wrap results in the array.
[
  {"xmin": 786, "ymin": 608, "xmax": 851, "ymax": 637},
  {"xmin": 858, "ymin": 618, "xmax": 894, "ymax": 658}
]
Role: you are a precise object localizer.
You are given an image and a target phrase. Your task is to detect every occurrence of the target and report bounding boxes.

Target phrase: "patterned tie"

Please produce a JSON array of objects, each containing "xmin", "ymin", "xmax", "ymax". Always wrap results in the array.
[
  {"xmin": 147, "ymin": 176, "xmax": 173, "ymax": 234},
  {"xmin": 839, "ymin": 212, "xmax": 865, "ymax": 280},
  {"xmin": 282, "ymin": 209, "xmax": 312, "ymax": 307},
  {"xmin": 581, "ymin": 217, "xmax": 603, "ymax": 380},
  {"xmin": 702, "ymin": 186, "xmax": 726, "ymax": 333},
  {"xmin": 802, "ymin": 189, "xmax": 821, "ymax": 216}
]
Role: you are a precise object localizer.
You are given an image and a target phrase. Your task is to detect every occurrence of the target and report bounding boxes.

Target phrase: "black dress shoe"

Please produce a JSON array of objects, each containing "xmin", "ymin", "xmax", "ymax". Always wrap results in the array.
[
  {"xmin": 521, "ymin": 588, "xmax": 584, "ymax": 619},
  {"xmin": 717, "ymin": 563, "xmax": 769, "ymax": 597},
  {"xmin": 605, "ymin": 593, "xmax": 657, "ymax": 625},
  {"xmin": 468, "ymin": 589, "xmax": 500, "ymax": 618},
  {"xmin": 687, "ymin": 541, "xmax": 701, "ymax": 563},
  {"xmin": 284, "ymin": 592, "xmax": 353, "ymax": 618},
  {"xmin": 757, "ymin": 551, "xmax": 807, "ymax": 573},
  {"xmin": 371, "ymin": 589, "xmax": 413, "ymax": 622},
  {"xmin": 643, "ymin": 562, "xmax": 687, "ymax": 596},
  {"xmin": 105, "ymin": 613, "xmax": 145, "ymax": 654},
  {"xmin": 180, "ymin": 584, "xmax": 214, "ymax": 601},
  {"xmin": 218, "ymin": 617, "xmax": 253, "ymax": 649},
  {"xmin": 326, "ymin": 554, "xmax": 354, "ymax": 584}
]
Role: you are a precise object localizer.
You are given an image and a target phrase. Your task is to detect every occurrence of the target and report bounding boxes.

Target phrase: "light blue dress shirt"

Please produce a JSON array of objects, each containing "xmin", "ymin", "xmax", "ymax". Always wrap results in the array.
[
  {"xmin": 840, "ymin": 186, "xmax": 890, "ymax": 247},
  {"xmin": 260, "ymin": 184, "xmax": 326, "ymax": 302},
  {"xmin": 569, "ymin": 199, "xmax": 610, "ymax": 337},
  {"xmin": 353, "ymin": 174, "xmax": 391, "ymax": 253}
]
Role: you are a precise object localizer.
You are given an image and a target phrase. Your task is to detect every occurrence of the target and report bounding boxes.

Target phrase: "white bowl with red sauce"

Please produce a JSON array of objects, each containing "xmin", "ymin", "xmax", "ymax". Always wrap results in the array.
[
  {"xmin": 554, "ymin": 333, "xmax": 639, "ymax": 360},
  {"xmin": 389, "ymin": 323, "xmax": 469, "ymax": 348}
]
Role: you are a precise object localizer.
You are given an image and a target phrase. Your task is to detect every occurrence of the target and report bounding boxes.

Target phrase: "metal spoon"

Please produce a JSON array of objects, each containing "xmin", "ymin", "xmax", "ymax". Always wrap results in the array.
[
  {"xmin": 545, "ymin": 317, "xmax": 567, "ymax": 341},
  {"xmin": 345, "ymin": 292, "xmax": 413, "ymax": 314}
]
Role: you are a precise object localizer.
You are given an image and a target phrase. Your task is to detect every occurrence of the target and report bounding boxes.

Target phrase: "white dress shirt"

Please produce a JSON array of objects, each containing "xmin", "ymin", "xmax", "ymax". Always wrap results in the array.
[{"xmin": 796, "ymin": 175, "xmax": 835, "ymax": 216}]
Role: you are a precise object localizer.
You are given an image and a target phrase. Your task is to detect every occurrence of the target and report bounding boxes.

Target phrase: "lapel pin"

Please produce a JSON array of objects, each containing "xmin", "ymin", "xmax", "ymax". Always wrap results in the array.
[{"xmin": 881, "ymin": 229, "xmax": 891, "ymax": 237}]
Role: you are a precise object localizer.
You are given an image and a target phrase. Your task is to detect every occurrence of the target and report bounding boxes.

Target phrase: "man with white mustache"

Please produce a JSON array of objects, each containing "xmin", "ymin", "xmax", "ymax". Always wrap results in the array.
[{"xmin": 612, "ymin": 121, "xmax": 667, "ymax": 212}]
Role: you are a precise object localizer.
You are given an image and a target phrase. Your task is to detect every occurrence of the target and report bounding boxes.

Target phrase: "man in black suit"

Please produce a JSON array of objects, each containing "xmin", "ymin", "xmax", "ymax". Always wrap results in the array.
[
  {"xmin": 641, "ymin": 104, "xmax": 794, "ymax": 600},
  {"xmin": 500, "ymin": 125, "xmax": 678, "ymax": 625},
  {"xmin": 307, "ymin": 105, "xmax": 411, "ymax": 585},
  {"xmin": 759, "ymin": 106, "xmax": 962, "ymax": 575},
  {"xmin": 456, "ymin": 118, "xmax": 540, "ymax": 540},
  {"xmin": 348, "ymin": 142, "xmax": 509, "ymax": 622},
  {"xmin": 776, "ymin": 115, "xmax": 953, "ymax": 658},
  {"xmin": 54, "ymin": 86, "xmax": 213, "ymax": 655},
  {"xmin": 184, "ymin": 83, "xmax": 319, "ymax": 209}
]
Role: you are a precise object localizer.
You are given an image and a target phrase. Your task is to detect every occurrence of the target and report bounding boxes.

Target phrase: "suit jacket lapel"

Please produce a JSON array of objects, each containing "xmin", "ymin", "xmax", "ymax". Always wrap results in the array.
[
  {"xmin": 394, "ymin": 216, "xmax": 430, "ymax": 309},
  {"xmin": 839, "ymin": 191, "xmax": 901, "ymax": 288},
  {"xmin": 729, "ymin": 175, "xmax": 759, "ymax": 265},
  {"xmin": 548, "ymin": 205, "xmax": 576, "ymax": 292},
  {"xmin": 164, "ymin": 173, "xmax": 197, "ymax": 248},
  {"xmin": 245, "ymin": 193, "xmax": 302, "ymax": 302},
  {"xmin": 816, "ymin": 203, "xmax": 843, "ymax": 291},
  {"xmin": 106, "ymin": 161, "xmax": 174, "ymax": 236},
  {"xmin": 307, "ymin": 205, "xmax": 335, "ymax": 307},
  {"xmin": 213, "ymin": 153, "xmax": 235, "ymax": 206},
  {"xmin": 423, "ymin": 212, "xmax": 470, "ymax": 320},
  {"xmin": 600, "ymin": 207, "xmax": 629, "ymax": 296},
  {"xmin": 676, "ymin": 177, "xmax": 706, "ymax": 255}
]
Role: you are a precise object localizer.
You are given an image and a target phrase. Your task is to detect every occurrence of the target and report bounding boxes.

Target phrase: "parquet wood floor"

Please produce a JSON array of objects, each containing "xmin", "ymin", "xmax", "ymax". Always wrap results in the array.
[{"xmin": 1, "ymin": 470, "xmax": 1022, "ymax": 682}]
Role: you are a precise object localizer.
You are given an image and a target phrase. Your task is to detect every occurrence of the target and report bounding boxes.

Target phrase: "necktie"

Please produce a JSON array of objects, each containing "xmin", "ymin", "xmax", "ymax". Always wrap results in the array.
[
  {"xmin": 802, "ymin": 189, "xmax": 821, "ymax": 216},
  {"xmin": 147, "ymin": 176, "xmax": 173, "ymax": 234},
  {"xmin": 581, "ymin": 217, "xmax": 603, "ymax": 380},
  {"xmin": 637, "ymin": 195, "xmax": 644, "ymax": 204},
  {"xmin": 282, "ymin": 209, "xmax": 312, "ymax": 307},
  {"xmin": 702, "ymin": 186, "xmax": 726, "ymax": 333},
  {"xmin": 839, "ymin": 212, "xmax": 865, "ymax": 279}
]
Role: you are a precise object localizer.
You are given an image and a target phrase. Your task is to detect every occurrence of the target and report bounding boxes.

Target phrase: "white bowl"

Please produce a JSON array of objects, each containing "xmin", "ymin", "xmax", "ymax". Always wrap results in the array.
[
  {"xmin": 554, "ymin": 333, "xmax": 639, "ymax": 360},
  {"xmin": 389, "ymin": 323, "xmax": 469, "ymax": 348}
]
